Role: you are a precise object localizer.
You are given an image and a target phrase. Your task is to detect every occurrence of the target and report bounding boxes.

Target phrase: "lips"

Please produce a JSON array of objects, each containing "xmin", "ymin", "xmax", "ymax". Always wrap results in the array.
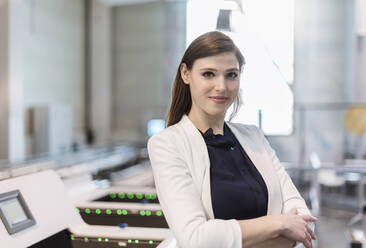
[{"xmin": 209, "ymin": 96, "xmax": 228, "ymax": 103}]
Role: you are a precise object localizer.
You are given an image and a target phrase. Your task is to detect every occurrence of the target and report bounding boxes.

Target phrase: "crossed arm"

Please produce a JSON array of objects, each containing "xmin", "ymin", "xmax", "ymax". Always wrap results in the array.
[{"xmin": 238, "ymin": 209, "xmax": 316, "ymax": 248}]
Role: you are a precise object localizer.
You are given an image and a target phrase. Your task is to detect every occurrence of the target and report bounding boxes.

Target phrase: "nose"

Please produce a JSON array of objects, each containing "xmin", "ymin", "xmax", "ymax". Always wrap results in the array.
[{"xmin": 215, "ymin": 75, "xmax": 227, "ymax": 92}]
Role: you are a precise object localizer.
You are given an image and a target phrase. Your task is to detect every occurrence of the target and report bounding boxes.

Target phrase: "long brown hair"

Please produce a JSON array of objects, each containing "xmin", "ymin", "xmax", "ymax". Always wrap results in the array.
[{"xmin": 166, "ymin": 31, "xmax": 245, "ymax": 127}]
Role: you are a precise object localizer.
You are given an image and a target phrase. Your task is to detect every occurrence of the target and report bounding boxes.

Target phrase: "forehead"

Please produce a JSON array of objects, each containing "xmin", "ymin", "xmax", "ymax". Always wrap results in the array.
[{"xmin": 193, "ymin": 52, "xmax": 239, "ymax": 70}]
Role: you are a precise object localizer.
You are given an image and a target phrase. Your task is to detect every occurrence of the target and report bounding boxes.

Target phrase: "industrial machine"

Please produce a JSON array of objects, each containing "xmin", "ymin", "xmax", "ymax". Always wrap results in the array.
[{"xmin": 0, "ymin": 170, "xmax": 174, "ymax": 248}]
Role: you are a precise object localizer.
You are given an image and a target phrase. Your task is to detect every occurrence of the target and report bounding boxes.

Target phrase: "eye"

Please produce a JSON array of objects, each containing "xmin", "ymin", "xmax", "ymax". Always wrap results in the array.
[
  {"xmin": 202, "ymin": 71, "xmax": 215, "ymax": 78},
  {"xmin": 226, "ymin": 72, "xmax": 238, "ymax": 79}
]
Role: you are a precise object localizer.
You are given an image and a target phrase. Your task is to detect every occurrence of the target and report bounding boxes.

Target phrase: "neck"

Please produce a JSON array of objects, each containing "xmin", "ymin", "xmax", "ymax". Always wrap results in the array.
[{"xmin": 187, "ymin": 108, "xmax": 225, "ymax": 135}]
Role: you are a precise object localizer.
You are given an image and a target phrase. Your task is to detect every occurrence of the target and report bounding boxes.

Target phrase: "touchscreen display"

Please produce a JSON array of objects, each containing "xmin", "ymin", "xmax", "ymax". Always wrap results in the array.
[{"xmin": 0, "ymin": 198, "xmax": 28, "ymax": 226}]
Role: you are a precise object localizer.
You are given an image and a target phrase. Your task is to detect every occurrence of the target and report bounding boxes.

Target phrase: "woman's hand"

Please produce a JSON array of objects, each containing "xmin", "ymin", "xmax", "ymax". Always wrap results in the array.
[{"xmin": 279, "ymin": 209, "xmax": 317, "ymax": 248}]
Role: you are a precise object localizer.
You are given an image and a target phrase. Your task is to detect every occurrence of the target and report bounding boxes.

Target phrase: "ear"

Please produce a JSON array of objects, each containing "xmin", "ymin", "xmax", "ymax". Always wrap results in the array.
[{"xmin": 180, "ymin": 63, "xmax": 191, "ymax": 85}]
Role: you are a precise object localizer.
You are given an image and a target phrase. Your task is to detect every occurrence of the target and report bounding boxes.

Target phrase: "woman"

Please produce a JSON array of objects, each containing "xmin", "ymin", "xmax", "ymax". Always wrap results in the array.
[{"xmin": 148, "ymin": 31, "xmax": 316, "ymax": 248}]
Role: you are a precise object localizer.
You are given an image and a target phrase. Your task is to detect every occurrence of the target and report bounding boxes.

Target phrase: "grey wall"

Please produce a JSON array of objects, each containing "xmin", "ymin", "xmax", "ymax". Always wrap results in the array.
[
  {"xmin": 23, "ymin": 0, "xmax": 85, "ymax": 148},
  {"xmin": 294, "ymin": 0, "xmax": 354, "ymax": 104},
  {"xmin": 91, "ymin": 0, "xmax": 112, "ymax": 145},
  {"xmin": 0, "ymin": 1, "xmax": 9, "ymax": 159},
  {"xmin": 112, "ymin": 1, "xmax": 186, "ymax": 142},
  {"xmin": 0, "ymin": 0, "xmax": 27, "ymax": 161},
  {"xmin": 355, "ymin": 36, "xmax": 366, "ymax": 101}
]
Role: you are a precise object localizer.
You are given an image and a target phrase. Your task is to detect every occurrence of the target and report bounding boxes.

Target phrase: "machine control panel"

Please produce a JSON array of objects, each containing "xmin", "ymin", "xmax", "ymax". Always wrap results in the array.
[{"xmin": 0, "ymin": 190, "xmax": 36, "ymax": 235}]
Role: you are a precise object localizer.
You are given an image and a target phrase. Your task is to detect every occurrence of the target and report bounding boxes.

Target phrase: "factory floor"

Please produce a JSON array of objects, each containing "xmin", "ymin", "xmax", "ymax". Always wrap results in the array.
[{"xmin": 316, "ymin": 208, "xmax": 357, "ymax": 248}]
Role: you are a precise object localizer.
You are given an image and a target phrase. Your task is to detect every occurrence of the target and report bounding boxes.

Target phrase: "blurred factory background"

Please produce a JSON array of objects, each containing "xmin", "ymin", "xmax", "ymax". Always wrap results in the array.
[{"xmin": 0, "ymin": 0, "xmax": 366, "ymax": 247}]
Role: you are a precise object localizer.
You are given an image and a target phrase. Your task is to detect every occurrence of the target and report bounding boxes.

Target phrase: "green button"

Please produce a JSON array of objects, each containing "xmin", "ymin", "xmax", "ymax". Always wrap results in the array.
[
  {"xmin": 146, "ymin": 210, "xmax": 151, "ymax": 216},
  {"xmin": 106, "ymin": 209, "xmax": 112, "ymax": 215},
  {"xmin": 71, "ymin": 236, "xmax": 75, "ymax": 241},
  {"xmin": 117, "ymin": 209, "xmax": 122, "ymax": 215},
  {"xmin": 105, "ymin": 238, "xmax": 109, "ymax": 242},
  {"xmin": 98, "ymin": 238, "xmax": 102, "ymax": 242},
  {"xmin": 127, "ymin": 193, "xmax": 134, "ymax": 199},
  {"xmin": 151, "ymin": 194, "xmax": 157, "ymax": 200},
  {"xmin": 140, "ymin": 210, "xmax": 146, "ymax": 216},
  {"xmin": 110, "ymin": 192, "xmax": 117, "ymax": 199},
  {"xmin": 149, "ymin": 240, "xmax": 153, "ymax": 244},
  {"xmin": 95, "ymin": 209, "xmax": 101, "ymax": 214},
  {"xmin": 128, "ymin": 239, "xmax": 132, "ymax": 243},
  {"xmin": 156, "ymin": 211, "xmax": 162, "ymax": 216},
  {"xmin": 135, "ymin": 240, "xmax": 139, "ymax": 244},
  {"xmin": 145, "ymin": 194, "xmax": 151, "ymax": 200},
  {"xmin": 85, "ymin": 208, "xmax": 91, "ymax": 214},
  {"xmin": 122, "ymin": 209, "xmax": 128, "ymax": 215},
  {"xmin": 118, "ymin": 193, "xmax": 125, "ymax": 199},
  {"xmin": 84, "ymin": 237, "xmax": 88, "ymax": 242},
  {"xmin": 136, "ymin": 193, "xmax": 143, "ymax": 199},
  {"xmin": 76, "ymin": 208, "xmax": 80, "ymax": 213}
]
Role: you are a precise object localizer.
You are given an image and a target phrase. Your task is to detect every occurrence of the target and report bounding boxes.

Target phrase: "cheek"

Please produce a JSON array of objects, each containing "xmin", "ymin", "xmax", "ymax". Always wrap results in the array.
[
  {"xmin": 229, "ymin": 81, "xmax": 240, "ymax": 96},
  {"xmin": 190, "ymin": 80, "xmax": 211, "ymax": 98}
]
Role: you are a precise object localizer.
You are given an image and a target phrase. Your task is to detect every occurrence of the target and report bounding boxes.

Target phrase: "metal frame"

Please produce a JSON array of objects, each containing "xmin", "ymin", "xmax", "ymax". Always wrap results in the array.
[{"xmin": 0, "ymin": 190, "xmax": 36, "ymax": 235}]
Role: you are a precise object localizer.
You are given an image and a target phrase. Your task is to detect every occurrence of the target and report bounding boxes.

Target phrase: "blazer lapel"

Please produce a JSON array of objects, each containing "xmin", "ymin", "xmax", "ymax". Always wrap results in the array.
[{"xmin": 178, "ymin": 115, "xmax": 215, "ymax": 219}]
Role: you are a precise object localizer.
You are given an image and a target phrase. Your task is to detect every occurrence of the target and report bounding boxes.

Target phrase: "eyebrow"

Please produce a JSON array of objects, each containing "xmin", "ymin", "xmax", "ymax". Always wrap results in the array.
[{"xmin": 199, "ymin": 68, "xmax": 240, "ymax": 72}]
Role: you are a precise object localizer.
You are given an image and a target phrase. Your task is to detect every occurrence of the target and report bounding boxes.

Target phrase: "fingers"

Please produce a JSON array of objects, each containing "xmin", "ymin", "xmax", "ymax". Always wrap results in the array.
[
  {"xmin": 305, "ymin": 230, "xmax": 312, "ymax": 241},
  {"xmin": 301, "ymin": 231, "xmax": 313, "ymax": 248},
  {"xmin": 303, "ymin": 238, "xmax": 313, "ymax": 248},
  {"xmin": 301, "ymin": 214, "xmax": 318, "ymax": 222},
  {"xmin": 302, "ymin": 225, "xmax": 315, "ymax": 248},
  {"xmin": 306, "ymin": 224, "xmax": 317, "ymax": 240}
]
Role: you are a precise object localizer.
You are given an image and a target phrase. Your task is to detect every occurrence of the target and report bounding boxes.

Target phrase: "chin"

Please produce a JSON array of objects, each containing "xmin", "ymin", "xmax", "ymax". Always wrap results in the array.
[{"xmin": 204, "ymin": 109, "xmax": 227, "ymax": 118}]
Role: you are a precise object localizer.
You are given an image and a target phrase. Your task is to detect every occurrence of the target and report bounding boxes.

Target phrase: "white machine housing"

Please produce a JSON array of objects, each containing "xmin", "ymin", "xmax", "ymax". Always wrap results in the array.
[{"xmin": 0, "ymin": 170, "xmax": 174, "ymax": 248}]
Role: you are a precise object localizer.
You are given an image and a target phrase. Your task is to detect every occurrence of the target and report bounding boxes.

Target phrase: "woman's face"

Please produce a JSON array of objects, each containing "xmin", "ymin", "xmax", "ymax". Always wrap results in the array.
[{"xmin": 181, "ymin": 52, "xmax": 240, "ymax": 118}]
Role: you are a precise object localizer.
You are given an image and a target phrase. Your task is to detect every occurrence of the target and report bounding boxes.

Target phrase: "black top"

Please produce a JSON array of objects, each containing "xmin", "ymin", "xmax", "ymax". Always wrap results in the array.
[{"xmin": 199, "ymin": 123, "xmax": 268, "ymax": 220}]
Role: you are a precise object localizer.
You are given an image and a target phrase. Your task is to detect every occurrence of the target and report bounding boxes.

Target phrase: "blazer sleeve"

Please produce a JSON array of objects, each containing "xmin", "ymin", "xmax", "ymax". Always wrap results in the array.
[
  {"xmin": 148, "ymin": 132, "xmax": 242, "ymax": 248},
  {"xmin": 253, "ymin": 126, "xmax": 311, "ymax": 216}
]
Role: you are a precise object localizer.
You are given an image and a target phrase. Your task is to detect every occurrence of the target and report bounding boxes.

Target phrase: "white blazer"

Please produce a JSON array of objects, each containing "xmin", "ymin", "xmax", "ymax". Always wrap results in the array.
[{"xmin": 148, "ymin": 114, "xmax": 310, "ymax": 248}]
